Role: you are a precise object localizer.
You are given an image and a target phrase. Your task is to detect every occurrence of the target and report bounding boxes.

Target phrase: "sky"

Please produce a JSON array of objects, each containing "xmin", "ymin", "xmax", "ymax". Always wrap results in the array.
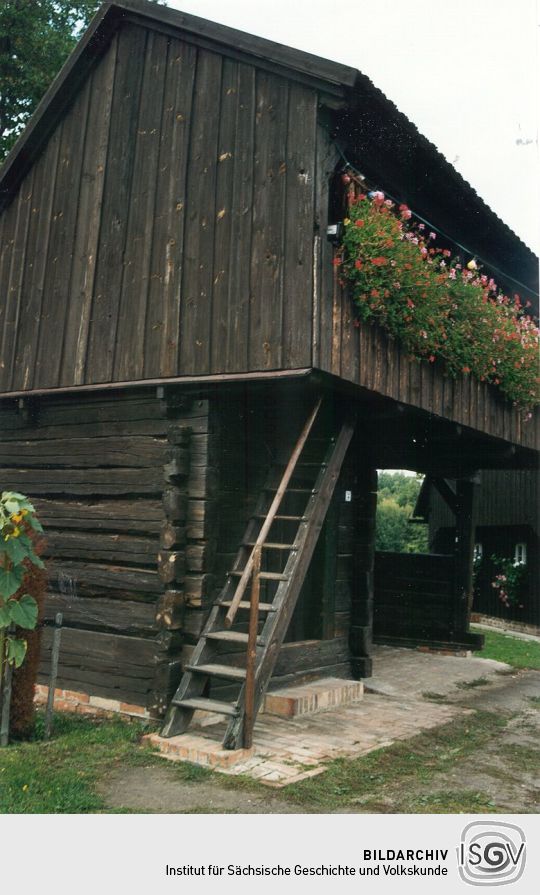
[{"xmin": 165, "ymin": 0, "xmax": 539, "ymax": 253}]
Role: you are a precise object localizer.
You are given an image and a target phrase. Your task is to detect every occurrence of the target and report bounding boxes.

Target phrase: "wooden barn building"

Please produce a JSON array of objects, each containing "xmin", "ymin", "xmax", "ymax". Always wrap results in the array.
[
  {"xmin": 0, "ymin": 0, "xmax": 538, "ymax": 746},
  {"xmin": 416, "ymin": 470, "xmax": 539, "ymax": 629}
]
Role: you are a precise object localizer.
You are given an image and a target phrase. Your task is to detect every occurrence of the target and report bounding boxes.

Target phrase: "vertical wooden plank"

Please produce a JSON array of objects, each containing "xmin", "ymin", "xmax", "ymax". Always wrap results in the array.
[
  {"xmin": 282, "ymin": 84, "xmax": 317, "ymax": 368},
  {"xmin": 442, "ymin": 372, "xmax": 454, "ymax": 421},
  {"xmin": 113, "ymin": 31, "xmax": 168, "ymax": 381},
  {"xmin": 222, "ymin": 63, "xmax": 256, "ymax": 373},
  {"xmin": 397, "ymin": 341, "xmax": 409, "ymax": 405},
  {"xmin": 315, "ymin": 125, "xmax": 339, "ymax": 374},
  {"xmin": 178, "ymin": 49, "xmax": 222, "ymax": 375},
  {"xmin": 409, "ymin": 356, "xmax": 422, "ymax": 409},
  {"xmin": 248, "ymin": 71, "xmax": 289, "ymax": 371},
  {"xmin": 34, "ymin": 80, "xmax": 90, "ymax": 388},
  {"xmin": 0, "ymin": 202, "xmax": 16, "ymax": 385},
  {"xmin": 420, "ymin": 358, "xmax": 433, "ymax": 414},
  {"xmin": 144, "ymin": 38, "xmax": 197, "ymax": 379},
  {"xmin": 330, "ymin": 267, "xmax": 342, "ymax": 376},
  {"xmin": 0, "ymin": 171, "xmax": 33, "ymax": 392},
  {"xmin": 60, "ymin": 36, "xmax": 117, "ymax": 386},
  {"xmin": 340, "ymin": 287, "xmax": 360, "ymax": 384},
  {"xmin": 454, "ymin": 478, "xmax": 479, "ymax": 632},
  {"xmin": 359, "ymin": 322, "xmax": 371, "ymax": 391},
  {"xmin": 12, "ymin": 130, "xmax": 61, "ymax": 391},
  {"xmin": 209, "ymin": 58, "xmax": 242, "ymax": 373},
  {"xmin": 85, "ymin": 24, "xmax": 148, "ymax": 383}
]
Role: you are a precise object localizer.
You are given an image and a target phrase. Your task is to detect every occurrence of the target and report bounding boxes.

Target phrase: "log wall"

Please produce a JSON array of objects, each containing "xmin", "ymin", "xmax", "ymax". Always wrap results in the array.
[
  {"xmin": 1, "ymin": 385, "xmax": 363, "ymax": 710},
  {"xmin": 0, "ymin": 389, "xmax": 221, "ymax": 712}
]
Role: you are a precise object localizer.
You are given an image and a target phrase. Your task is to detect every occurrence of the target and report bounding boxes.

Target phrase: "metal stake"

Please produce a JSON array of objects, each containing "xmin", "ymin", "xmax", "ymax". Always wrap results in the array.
[{"xmin": 44, "ymin": 612, "xmax": 63, "ymax": 740}]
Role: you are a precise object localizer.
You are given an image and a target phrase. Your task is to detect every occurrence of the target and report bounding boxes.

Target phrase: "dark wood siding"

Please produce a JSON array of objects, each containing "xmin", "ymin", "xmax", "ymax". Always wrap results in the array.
[
  {"xmin": 0, "ymin": 19, "xmax": 536, "ymax": 452},
  {"xmin": 428, "ymin": 470, "xmax": 539, "ymax": 531},
  {"xmin": 0, "ymin": 22, "xmax": 318, "ymax": 392}
]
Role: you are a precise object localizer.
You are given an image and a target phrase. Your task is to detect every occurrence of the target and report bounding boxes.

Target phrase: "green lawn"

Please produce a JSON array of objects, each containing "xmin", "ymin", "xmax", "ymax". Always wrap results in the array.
[
  {"xmin": 472, "ymin": 626, "xmax": 540, "ymax": 670},
  {"xmin": 0, "ymin": 707, "xmax": 513, "ymax": 814},
  {"xmin": 0, "ymin": 713, "xmax": 161, "ymax": 813},
  {"xmin": 1, "ymin": 625, "xmax": 538, "ymax": 814}
]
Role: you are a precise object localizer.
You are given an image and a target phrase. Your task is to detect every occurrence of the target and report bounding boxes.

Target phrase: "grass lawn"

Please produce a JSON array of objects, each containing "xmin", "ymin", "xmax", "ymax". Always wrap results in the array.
[
  {"xmin": 0, "ymin": 706, "xmax": 520, "ymax": 814},
  {"xmin": 1, "ymin": 713, "xmax": 161, "ymax": 813},
  {"xmin": 471, "ymin": 625, "xmax": 540, "ymax": 670},
  {"xmin": 1, "ymin": 626, "xmax": 538, "ymax": 814}
]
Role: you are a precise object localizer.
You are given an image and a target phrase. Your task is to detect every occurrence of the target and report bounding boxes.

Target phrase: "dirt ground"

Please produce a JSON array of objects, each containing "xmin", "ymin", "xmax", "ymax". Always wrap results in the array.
[{"xmin": 99, "ymin": 665, "xmax": 540, "ymax": 814}]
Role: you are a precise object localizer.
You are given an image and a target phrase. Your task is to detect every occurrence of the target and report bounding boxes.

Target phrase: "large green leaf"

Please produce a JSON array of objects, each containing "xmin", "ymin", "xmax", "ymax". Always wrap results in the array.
[
  {"xmin": 9, "ymin": 594, "xmax": 38, "ymax": 629},
  {"xmin": 14, "ymin": 532, "xmax": 43, "ymax": 566},
  {"xmin": 3, "ymin": 536, "xmax": 28, "ymax": 564},
  {"xmin": 7, "ymin": 637, "xmax": 27, "ymax": 668},
  {"xmin": 0, "ymin": 565, "xmax": 23, "ymax": 598},
  {"xmin": 28, "ymin": 515, "xmax": 43, "ymax": 534},
  {"xmin": 0, "ymin": 603, "xmax": 11, "ymax": 627}
]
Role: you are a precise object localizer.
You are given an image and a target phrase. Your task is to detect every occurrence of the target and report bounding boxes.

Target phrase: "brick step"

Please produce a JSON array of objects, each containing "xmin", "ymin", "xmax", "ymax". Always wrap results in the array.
[{"xmin": 262, "ymin": 677, "xmax": 364, "ymax": 718}]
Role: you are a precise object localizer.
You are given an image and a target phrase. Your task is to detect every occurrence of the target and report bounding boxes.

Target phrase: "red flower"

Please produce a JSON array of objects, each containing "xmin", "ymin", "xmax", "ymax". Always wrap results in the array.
[
  {"xmin": 354, "ymin": 260, "xmax": 363, "ymax": 270},
  {"xmin": 332, "ymin": 257, "xmax": 342, "ymax": 267},
  {"xmin": 355, "ymin": 219, "xmax": 365, "ymax": 228},
  {"xmin": 462, "ymin": 366, "xmax": 471, "ymax": 374},
  {"xmin": 428, "ymin": 355, "xmax": 436, "ymax": 363},
  {"xmin": 371, "ymin": 256, "xmax": 387, "ymax": 266}
]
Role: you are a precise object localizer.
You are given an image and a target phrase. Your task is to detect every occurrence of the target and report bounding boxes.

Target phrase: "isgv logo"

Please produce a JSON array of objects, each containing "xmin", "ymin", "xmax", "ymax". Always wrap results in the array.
[{"xmin": 458, "ymin": 822, "xmax": 526, "ymax": 886}]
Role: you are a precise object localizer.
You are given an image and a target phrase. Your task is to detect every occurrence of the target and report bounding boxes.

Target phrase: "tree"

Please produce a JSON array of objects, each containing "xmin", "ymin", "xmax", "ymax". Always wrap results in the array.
[
  {"xmin": 375, "ymin": 472, "xmax": 428, "ymax": 553},
  {"xmin": 0, "ymin": 1, "xmax": 102, "ymax": 158}
]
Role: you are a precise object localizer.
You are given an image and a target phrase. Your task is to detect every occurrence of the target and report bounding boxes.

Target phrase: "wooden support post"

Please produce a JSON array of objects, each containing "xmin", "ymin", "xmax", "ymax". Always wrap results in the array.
[
  {"xmin": 44, "ymin": 613, "xmax": 63, "ymax": 740},
  {"xmin": 453, "ymin": 475, "xmax": 479, "ymax": 637},
  {"xmin": 349, "ymin": 462, "xmax": 377, "ymax": 679},
  {"xmin": 321, "ymin": 498, "xmax": 338, "ymax": 640},
  {"xmin": 244, "ymin": 545, "xmax": 261, "ymax": 749}
]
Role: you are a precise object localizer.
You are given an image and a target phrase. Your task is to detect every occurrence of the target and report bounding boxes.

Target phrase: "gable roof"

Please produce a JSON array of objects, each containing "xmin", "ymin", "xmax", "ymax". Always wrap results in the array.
[{"xmin": 1, "ymin": 0, "xmax": 538, "ymax": 300}]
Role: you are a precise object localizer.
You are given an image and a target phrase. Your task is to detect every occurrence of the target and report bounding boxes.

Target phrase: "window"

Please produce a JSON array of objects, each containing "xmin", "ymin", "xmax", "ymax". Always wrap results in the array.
[
  {"xmin": 473, "ymin": 543, "xmax": 483, "ymax": 562},
  {"xmin": 514, "ymin": 543, "xmax": 527, "ymax": 565}
]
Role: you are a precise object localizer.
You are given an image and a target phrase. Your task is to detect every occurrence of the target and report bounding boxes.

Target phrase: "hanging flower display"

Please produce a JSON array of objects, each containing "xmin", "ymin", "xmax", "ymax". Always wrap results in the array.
[{"xmin": 338, "ymin": 189, "xmax": 539, "ymax": 410}]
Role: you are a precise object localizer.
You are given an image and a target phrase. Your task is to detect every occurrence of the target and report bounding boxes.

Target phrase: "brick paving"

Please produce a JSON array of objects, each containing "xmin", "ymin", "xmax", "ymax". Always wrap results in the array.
[{"xmin": 146, "ymin": 642, "xmax": 504, "ymax": 787}]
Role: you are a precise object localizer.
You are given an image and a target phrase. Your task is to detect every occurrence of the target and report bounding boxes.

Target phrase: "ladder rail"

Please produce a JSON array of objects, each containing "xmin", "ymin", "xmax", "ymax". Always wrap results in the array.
[
  {"xmin": 243, "ymin": 544, "xmax": 261, "ymax": 749},
  {"xmin": 224, "ymin": 396, "xmax": 322, "ymax": 628},
  {"xmin": 221, "ymin": 417, "xmax": 356, "ymax": 749}
]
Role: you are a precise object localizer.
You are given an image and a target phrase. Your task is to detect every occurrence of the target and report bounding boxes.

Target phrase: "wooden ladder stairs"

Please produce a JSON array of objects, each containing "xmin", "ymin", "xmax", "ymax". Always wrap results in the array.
[{"xmin": 161, "ymin": 397, "xmax": 356, "ymax": 749}]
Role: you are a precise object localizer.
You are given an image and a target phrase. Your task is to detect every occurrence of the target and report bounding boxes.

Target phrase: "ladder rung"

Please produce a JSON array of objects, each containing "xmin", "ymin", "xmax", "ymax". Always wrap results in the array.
[
  {"xmin": 172, "ymin": 696, "xmax": 238, "ymax": 716},
  {"xmin": 244, "ymin": 542, "xmax": 295, "ymax": 550},
  {"xmin": 230, "ymin": 570, "xmax": 288, "ymax": 581},
  {"xmin": 219, "ymin": 600, "xmax": 275, "ymax": 612},
  {"xmin": 186, "ymin": 663, "xmax": 247, "ymax": 682},
  {"xmin": 206, "ymin": 631, "xmax": 264, "ymax": 645},
  {"xmin": 254, "ymin": 514, "xmax": 305, "ymax": 521}
]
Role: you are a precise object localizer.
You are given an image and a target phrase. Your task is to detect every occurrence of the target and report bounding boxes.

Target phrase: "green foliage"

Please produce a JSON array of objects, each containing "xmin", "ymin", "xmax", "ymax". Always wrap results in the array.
[
  {"xmin": 339, "ymin": 191, "xmax": 539, "ymax": 410},
  {"xmin": 0, "ymin": 1, "xmax": 102, "ymax": 158},
  {"xmin": 1, "ymin": 492, "xmax": 42, "ymax": 676},
  {"xmin": 489, "ymin": 555, "xmax": 527, "ymax": 609},
  {"xmin": 0, "ymin": 0, "xmax": 167, "ymax": 159},
  {"xmin": 376, "ymin": 472, "xmax": 428, "ymax": 553}
]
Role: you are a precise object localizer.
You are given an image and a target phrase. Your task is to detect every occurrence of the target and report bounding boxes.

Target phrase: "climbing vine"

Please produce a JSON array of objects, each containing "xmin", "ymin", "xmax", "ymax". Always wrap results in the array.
[{"xmin": 337, "ymin": 189, "xmax": 539, "ymax": 410}]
